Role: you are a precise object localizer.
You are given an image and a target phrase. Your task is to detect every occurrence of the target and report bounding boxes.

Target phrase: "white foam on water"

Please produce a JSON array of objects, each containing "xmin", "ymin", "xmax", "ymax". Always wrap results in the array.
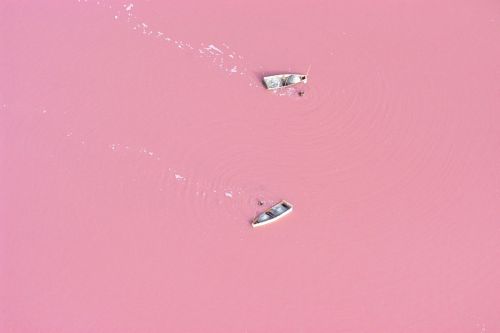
[{"xmin": 79, "ymin": 0, "xmax": 252, "ymax": 79}]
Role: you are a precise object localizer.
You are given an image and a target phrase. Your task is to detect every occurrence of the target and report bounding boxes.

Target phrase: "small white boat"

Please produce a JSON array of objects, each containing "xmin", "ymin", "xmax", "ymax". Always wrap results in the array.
[
  {"xmin": 263, "ymin": 74, "xmax": 307, "ymax": 90},
  {"xmin": 252, "ymin": 200, "xmax": 293, "ymax": 227}
]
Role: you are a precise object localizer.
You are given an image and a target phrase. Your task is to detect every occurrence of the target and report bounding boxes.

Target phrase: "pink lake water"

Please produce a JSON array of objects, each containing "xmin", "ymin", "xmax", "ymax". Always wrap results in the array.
[{"xmin": 1, "ymin": 1, "xmax": 500, "ymax": 332}]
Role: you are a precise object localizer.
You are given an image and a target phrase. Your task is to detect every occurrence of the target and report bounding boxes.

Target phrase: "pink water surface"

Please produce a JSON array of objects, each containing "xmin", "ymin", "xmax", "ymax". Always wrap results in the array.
[{"xmin": 2, "ymin": 1, "xmax": 500, "ymax": 332}]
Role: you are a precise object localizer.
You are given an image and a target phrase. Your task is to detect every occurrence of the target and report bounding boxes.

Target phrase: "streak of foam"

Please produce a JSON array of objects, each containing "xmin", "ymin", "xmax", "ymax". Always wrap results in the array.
[
  {"xmin": 78, "ymin": 0, "xmax": 250, "ymax": 79},
  {"xmin": 106, "ymin": 142, "xmax": 276, "ymax": 223}
]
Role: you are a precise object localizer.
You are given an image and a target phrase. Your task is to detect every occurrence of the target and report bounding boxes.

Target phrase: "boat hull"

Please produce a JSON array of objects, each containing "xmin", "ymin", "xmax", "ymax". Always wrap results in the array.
[
  {"xmin": 252, "ymin": 200, "xmax": 293, "ymax": 227},
  {"xmin": 263, "ymin": 74, "xmax": 307, "ymax": 90}
]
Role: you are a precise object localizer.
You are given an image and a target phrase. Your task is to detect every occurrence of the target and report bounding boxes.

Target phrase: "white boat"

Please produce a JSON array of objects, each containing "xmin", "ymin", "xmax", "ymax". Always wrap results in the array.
[
  {"xmin": 252, "ymin": 200, "xmax": 293, "ymax": 227},
  {"xmin": 263, "ymin": 74, "xmax": 307, "ymax": 90}
]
